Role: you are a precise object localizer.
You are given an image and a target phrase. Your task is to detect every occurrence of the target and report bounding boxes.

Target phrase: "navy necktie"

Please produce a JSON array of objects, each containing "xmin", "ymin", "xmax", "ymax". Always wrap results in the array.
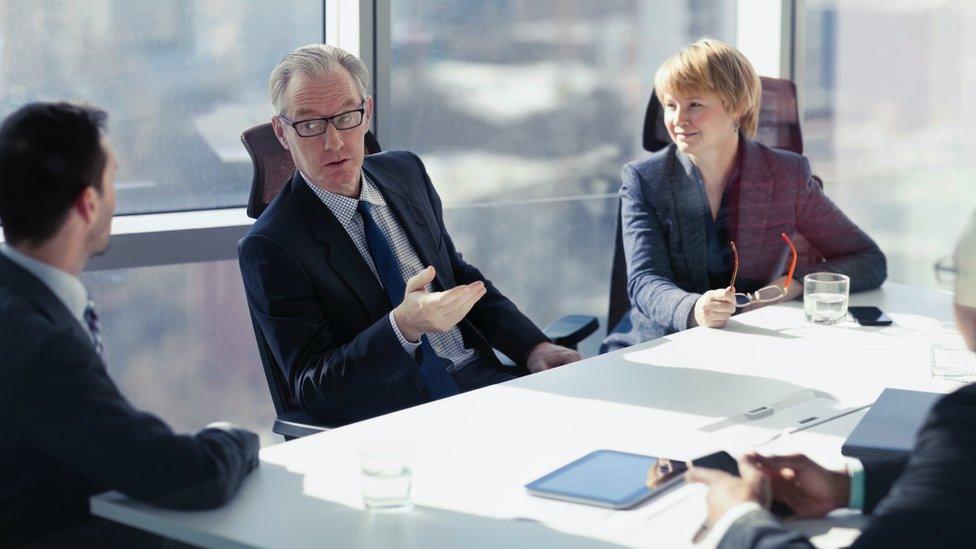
[
  {"xmin": 357, "ymin": 201, "xmax": 460, "ymax": 399},
  {"xmin": 84, "ymin": 300, "xmax": 104, "ymax": 357}
]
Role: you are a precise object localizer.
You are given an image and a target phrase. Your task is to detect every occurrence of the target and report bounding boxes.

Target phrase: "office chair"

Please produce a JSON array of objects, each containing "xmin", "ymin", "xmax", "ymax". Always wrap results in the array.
[
  {"xmin": 240, "ymin": 123, "xmax": 598, "ymax": 439},
  {"xmin": 607, "ymin": 76, "xmax": 824, "ymax": 334}
]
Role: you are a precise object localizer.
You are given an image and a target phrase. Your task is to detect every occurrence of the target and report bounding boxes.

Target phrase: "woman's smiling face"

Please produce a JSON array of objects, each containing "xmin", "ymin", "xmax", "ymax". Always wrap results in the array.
[{"xmin": 662, "ymin": 91, "xmax": 739, "ymax": 156}]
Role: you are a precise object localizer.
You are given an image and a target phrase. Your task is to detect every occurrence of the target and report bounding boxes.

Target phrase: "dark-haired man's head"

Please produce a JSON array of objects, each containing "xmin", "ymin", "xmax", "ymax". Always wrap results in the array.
[{"xmin": 0, "ymin": 102, "xmax": 117, "ymax": 273}]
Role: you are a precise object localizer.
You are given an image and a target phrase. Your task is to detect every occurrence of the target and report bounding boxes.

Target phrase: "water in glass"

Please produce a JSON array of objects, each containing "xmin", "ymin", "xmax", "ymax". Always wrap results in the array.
[{"xmin": 360, "ymin": 442, "xmax": 414, "ymax": 512}]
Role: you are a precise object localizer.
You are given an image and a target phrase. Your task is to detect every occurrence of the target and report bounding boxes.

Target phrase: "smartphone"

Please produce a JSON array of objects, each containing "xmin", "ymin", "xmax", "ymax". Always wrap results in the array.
[
  {"xmin": 691, "ymin": 450, "xmax": 739, "ymax": 475},
  {"xmin": 848, "ymin": 306, "xmax": 893, "ymax": 326}
]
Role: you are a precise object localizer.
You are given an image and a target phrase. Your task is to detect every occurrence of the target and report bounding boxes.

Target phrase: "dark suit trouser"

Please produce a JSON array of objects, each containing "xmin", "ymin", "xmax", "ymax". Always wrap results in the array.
[{"xmin": 451, "ymin": 355, "xmax": 517, "ymax": 392}]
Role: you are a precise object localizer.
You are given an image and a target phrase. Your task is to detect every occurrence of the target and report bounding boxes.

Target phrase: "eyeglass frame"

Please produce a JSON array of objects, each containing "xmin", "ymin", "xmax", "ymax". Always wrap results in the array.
[
  {"xmin": 934, "ymin": 255, "xmax": 958, "ymax": 285},
  {"xmin": 276, "ymin": 100, "xmax": 367, "ymax": 137},
  {"xmin": 730, "ymin": 233, "xmax": 799, "ymax": 308}
]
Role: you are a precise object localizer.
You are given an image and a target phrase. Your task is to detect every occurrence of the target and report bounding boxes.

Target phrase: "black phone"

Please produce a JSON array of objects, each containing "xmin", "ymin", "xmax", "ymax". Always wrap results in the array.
[
  {"xmin": 691, "ymin": 450, "xmax": 739, "ymax": 475},
  {"xmin": 848, "ymin": 306, "xmax": 893, "ymax": 326}
]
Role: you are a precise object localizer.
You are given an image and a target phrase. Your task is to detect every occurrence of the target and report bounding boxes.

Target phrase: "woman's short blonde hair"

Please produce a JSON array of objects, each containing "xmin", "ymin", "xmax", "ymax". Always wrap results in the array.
[{"xmin": 654, "ymin": 38, "xmax": 762, "ymax": 138}]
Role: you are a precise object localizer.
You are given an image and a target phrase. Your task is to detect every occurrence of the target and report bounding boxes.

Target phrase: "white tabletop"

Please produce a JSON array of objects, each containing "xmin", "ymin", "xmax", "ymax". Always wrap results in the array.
[{"xmin": 92, "ymin": 283, "xmax": 965, "ymax": 548}]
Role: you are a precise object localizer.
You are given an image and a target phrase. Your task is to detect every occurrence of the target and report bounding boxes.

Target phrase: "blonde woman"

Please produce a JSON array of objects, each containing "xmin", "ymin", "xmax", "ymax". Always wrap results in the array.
[{"xmin": 603, "ymin": 39, "xmax": 886, "ymax": 351}]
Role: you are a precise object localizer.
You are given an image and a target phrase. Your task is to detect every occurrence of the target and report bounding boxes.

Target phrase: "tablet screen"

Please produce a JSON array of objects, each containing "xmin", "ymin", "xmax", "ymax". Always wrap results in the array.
[{"xmin": 525, "ymin": 450, "xmax": 686, "ymax": 508}]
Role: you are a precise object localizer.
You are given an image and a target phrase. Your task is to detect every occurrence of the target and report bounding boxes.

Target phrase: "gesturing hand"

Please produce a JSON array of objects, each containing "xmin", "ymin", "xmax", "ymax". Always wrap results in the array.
[{"xmin": 393, "ymin": 266, "xmax": 487, "ymax": 342}]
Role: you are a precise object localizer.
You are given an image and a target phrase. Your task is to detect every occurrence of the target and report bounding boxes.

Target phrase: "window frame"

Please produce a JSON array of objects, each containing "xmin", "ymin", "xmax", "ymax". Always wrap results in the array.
[{"xmin": 0, "ymin": 0, "xmax": 798, "ymax": 273}]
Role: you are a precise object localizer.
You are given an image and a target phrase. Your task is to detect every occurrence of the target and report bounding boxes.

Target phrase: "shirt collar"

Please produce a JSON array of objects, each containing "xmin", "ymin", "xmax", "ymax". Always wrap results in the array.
[
  {"xmin": 0, "ymin": 243, "xmax": 90, "ymax": 326},
  {"xmin": 302, "ymin": 170, "xmax": 388, "ymax": 227}
]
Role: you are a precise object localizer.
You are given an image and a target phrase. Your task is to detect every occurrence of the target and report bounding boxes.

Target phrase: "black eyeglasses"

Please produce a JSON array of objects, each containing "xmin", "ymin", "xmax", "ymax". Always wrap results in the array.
[
  {"xmin": 935, "ymin": 255, "xmax": 958, "ymax": 284},
  {"xmin": 278, "ymin": 101, "xmax": 366, "ymax": 137}
]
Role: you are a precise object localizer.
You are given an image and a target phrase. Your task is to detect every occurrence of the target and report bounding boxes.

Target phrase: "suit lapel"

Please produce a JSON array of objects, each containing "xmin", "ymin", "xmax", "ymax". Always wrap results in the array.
[
  {"xmin": 0, "ymin": 253, "xmax": 91, "ymax": 345},
  {"xmin": 291, "ymin": 173, "xmax": 389, "ymax": 319},
  {"xmin": 734, "ymin": 140, "xmax": 773, "ymax": 283},
  {"xmin": 668, "ymin": 152, "xmax": 710, "ymax": 290},
  {"xmin": 362, "ymin": 160, "xmax": 450, "ymax": 291}
]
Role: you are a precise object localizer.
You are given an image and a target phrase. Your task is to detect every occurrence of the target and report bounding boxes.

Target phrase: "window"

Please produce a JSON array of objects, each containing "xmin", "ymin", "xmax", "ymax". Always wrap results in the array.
[
  {"xmin": 802, "ymin": 0, "xmax": 976, "ymax": 289},
  {"xmin": 0, "ymin": 0, "xmax": 322, "ymax": 215},
  {"xmin": 387, "ymin": 0, "xmax": 737, "ymax": 350},
  {"xmin": 389, "ymin": 0, "xmax": 737, "ymax": 205},
  {"xmin": 82, "ymin": 260, "xmax": 277, "ymax": 445}
]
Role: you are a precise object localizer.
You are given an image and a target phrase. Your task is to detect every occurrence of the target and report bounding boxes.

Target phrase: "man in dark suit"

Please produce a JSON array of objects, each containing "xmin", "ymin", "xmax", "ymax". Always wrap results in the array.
[
  {"xmin": 0, "ymin": 103, "xmax": 259, "ymax": 546},
  {"xmin": 239, "ymin": 44, "xmax": 580, "ymax": 426},
  {"xmin": 686, "ymin": 212, "xmax": 976, "ymax": 548}
]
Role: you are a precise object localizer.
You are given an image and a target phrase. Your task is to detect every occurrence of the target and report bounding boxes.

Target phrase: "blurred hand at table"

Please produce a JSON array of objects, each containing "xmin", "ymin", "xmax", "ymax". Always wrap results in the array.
[
  {"xmin": 525, "ymin": 341, "xmax": 580, "ymax": 373},
  {"xmin": 686, "ymin": 455, "xmax": 771, "ymax": 526},
  {"xmin": 692, "ymin": 286, "xmax": 736, "ymax": 328},
  {"xmin": 746, "ymin": 452, "xmax": 849, "ymax": 519}
]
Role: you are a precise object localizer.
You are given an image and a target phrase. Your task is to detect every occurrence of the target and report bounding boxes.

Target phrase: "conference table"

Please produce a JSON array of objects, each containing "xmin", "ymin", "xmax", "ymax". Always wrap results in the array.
[{"xmin": 93, "ymin": 282, "xmax": 967, "ymax": 548}]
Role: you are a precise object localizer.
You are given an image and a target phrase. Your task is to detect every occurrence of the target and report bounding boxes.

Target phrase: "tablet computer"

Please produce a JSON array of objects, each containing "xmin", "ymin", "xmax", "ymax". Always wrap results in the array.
[{"xmin": 524, "ymin": 450, "xmax": 687, "ymax": 509}]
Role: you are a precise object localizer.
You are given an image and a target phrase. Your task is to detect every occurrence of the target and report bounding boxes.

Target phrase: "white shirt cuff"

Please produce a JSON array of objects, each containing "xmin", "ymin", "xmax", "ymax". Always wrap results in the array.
[
  {"xmin": 701, "ymin": 501, "xmax": 764, "ymax": 546},
  {"xmin": 389, "ymin": 311, "xmax": 421, "ymax": 355}
]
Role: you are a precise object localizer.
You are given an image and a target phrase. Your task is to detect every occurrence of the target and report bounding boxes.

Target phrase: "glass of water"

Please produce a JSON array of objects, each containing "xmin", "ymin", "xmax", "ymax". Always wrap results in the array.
[
  {"xmin": 929, "ymin": 322, "xmax": 976, "ymax": 381},
  {"xmin": 360, "ymin": 442, "xmax": 414, "ymax": 512},
  {"xmin": 803, "ymin": 272, "xmax": 850, "ymax": 324}
]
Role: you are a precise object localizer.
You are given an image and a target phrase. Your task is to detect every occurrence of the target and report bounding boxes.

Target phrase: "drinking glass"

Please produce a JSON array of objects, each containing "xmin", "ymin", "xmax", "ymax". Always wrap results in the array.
[
  {"xmin": 360, "ymin": 442, "xmax": 414, "ymax": 512},
  {"xmin": 929, "ymin": 322, "xmax": 976, "ymax": 381},
  {"xmin": 803, "ymin": 273, "xmax": 850, "ymax": 324}
]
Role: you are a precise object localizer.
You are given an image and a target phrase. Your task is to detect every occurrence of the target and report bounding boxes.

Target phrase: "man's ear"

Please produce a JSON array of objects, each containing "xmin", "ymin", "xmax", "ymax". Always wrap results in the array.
[
  {"xmin": 271, "ymin": 116, "xmax": 290, "ymax": 151},
  {"xmin": 73, "ymin": 186, "xmax": 98, "ymax": 225},
  {"xmin": 363, "ymin": 95, "xmax": 374, "ymax": 126}
]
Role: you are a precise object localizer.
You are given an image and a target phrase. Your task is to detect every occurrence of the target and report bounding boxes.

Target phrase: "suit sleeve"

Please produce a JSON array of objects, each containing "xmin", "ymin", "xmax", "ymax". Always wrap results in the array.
[
  {"xmin": 620, "ymin": 163, "xmax": 699, "ymax": 332},
  {"xmin": 851, "ymin": 386, "xmax": 976, "ymax": 546},
  {"xmin": 14, "ymin": 329, "xmax": 258, "ymax": 509},
  {"xmin": 407, "ymin": 152, "xmax": 548, "ymax": 365},
  {"xmin": 239, "ymin": 234, "xmax": 422, "ymax": 421},
  {"xmin": 793, "ymin": 158, "xmax": 887, "ymax": 291},
  {"xmin": 859, "ymin": 456, "xmax": 908, "ymax": 514},
  {"xmin": 717, "ymin": 387, "xmax": 976, "ymax": 549},
  {"xmin": 717, "ymin": 509, "xmax": 815, "ymax": 549}
]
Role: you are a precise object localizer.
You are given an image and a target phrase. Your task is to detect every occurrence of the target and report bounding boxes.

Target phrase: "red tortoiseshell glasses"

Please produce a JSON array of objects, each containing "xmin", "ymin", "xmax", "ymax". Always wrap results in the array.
[{"xmin": 730, "ymin": 233, "xmax": 798, "ymax": 308}]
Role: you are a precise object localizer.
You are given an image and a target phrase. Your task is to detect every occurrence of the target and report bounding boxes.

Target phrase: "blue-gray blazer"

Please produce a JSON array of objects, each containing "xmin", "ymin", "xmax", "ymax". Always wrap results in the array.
[{"xmin": 603, "ymin": 139, "xmax": 887, "ymax": 351}]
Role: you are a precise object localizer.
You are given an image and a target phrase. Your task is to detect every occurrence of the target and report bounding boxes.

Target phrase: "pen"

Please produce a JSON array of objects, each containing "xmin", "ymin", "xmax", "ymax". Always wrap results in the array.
[
  {"xmin": 759, "ymin": 403, "xmax": 872, "ymax": 446},
  {"xmin": 788, "ymin": 403, "xmax": 872, "ymax": 434},
  {"xmin": 691, "ymin": 519, "xmax": 710, "ymax": 544}
]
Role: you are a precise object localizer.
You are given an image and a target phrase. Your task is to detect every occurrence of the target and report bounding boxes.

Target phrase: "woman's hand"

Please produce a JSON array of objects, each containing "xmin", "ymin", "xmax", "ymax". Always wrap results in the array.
[
  {"xmin": 771, "ymin": 275, "xmax": 803, "ymax": 302},
  {"xmin": 692, "ymin": 287, "xmax": 736, "ymax": 328},
  {"xmin": 740, "ymin": 277, "xmax": 804, "ymax": 313}
]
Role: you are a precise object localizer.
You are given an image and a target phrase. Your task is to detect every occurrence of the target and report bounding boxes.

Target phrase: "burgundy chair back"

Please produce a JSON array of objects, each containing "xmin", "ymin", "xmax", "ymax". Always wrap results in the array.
[{"xmin": 240, "ymin": 123, "xmax": 381, "ymax": 219}]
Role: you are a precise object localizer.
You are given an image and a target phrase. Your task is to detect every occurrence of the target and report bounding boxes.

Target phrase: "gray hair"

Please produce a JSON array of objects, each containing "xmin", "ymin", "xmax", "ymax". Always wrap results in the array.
[{"xmin": 268, "ymin": 44, "xmax": 370, "ymax": 115}]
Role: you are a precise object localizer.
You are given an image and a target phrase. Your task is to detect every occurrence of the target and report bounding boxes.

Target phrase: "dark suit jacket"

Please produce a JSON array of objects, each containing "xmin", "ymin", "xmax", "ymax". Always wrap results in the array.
[
  {"xmin": 604, "ymin": 140, "xmax": 887, "ymax": 350},
  {"xmin": 0, "ymin": 253, "xmax": 259, "ymax": 546},
  {"xmin": 238, "ymin": 150, "xmax": 547, "ymax": 425},
  {"xmin": 719, "ymin": 383, "xmax": 976, "ymax": 548}
]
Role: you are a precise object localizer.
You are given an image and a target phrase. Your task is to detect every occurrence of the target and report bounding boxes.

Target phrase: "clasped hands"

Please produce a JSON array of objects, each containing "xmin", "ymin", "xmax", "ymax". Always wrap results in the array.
[
  {"xmin": 687, "ymin": 452, "xmax": 851, "ymax": 529},
  {"xmin": 392, "ymin": 266, "xmax": 580, "ymax": 372}
]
